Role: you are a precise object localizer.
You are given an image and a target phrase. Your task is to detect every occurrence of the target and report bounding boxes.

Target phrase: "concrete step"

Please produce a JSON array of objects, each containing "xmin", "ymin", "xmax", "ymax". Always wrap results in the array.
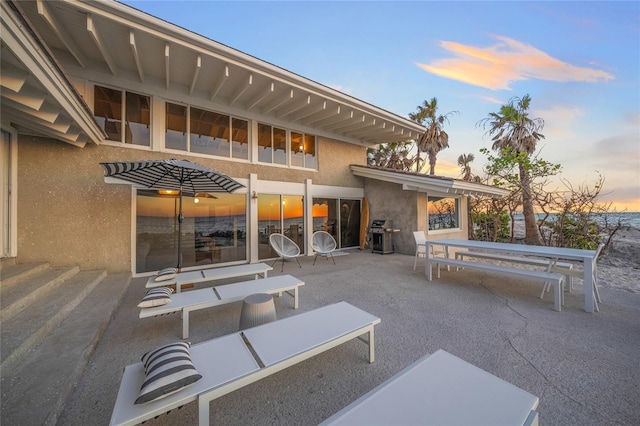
[
  {"xmin": 0, "ymin": 261, "xmax": 50, "ymax": 288},
  {"xmin": 0, "ymin": 272, "xmax": 130, "ymax": 426},
  {"xmin": 1, "ymin": 269, "xmax": 106, "ymax": 373},
  {"xmin": 1, "ymin": 265, "xmax": 80, "ymax": 322}
]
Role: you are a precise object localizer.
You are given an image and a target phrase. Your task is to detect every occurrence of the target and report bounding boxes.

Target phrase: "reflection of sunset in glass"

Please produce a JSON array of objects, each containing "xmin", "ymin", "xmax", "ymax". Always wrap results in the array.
[
  {"xmin": 257, "ymin": 195, "xmax": 305, "ymax": 220},
  {"xmin": 313, "ymin": 202, "xmax": 328, "ymax": 218},
  {"xmin": 137, "ymin": 192, "xmax": 246, "ymax": 217}
]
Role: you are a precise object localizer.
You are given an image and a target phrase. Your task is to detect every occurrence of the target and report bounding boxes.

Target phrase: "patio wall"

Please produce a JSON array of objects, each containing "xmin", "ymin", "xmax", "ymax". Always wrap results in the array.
[
  {"xmin": 16, "ymin": 134, "xmax": 365, "ymax": 272},
  {"xmin": 363, "ymin": 179, "xmax": 468, "ymax": 255}
]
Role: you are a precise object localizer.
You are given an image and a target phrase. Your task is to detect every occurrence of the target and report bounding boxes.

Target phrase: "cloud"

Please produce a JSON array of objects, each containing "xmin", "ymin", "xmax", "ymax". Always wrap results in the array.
[
  {"xmin": 535, "ymin": 105, "xmax": 584, "ymax": 137},
  {"xmin": 481, "ymin": 96, "xmax": 504, "ymax": 105},
  {"xmin": 417, "ymin": 35, "xmax": 614, "ymax": 90}
]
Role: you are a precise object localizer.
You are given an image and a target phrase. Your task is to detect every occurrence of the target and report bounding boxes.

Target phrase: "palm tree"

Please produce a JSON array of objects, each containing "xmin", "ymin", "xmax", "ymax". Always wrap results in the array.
[
  {"xmin": 410, "ymin": 98, "xmax": 458, "ymax": 175},
  {"xmin": 457, "ymin": 153, "xmax": 475, "ymax": 181},
  {"xmin": 366, "ymin": 141, "xmax": 416, "ymax": 171},
  {"xmin": 478, "ymin": 94, "xmax": 545, "ymax": 245}
]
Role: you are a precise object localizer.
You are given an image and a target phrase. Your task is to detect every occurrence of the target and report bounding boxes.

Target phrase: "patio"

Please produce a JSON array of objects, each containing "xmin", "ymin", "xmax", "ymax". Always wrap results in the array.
[{"xmin": 59, "ymin": 250, "xmax": 639, "ymax": 425}]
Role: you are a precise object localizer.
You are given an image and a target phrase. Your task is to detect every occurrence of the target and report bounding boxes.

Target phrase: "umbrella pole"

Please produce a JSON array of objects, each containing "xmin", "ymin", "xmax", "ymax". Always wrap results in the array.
[{"xmin": 177, "ymin": 184, "xmax": 184, "ymax": 270}]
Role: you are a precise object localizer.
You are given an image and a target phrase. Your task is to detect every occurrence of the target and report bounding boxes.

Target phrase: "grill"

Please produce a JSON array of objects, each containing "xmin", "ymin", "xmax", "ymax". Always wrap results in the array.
[{"xmin": 370, "ymin": 219, "xmax": 398, "ymax": 254}]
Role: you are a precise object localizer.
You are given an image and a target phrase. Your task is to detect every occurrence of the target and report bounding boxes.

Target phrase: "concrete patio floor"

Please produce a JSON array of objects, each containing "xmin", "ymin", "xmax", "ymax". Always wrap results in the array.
[{"xmin": 59, "ymin": 250, "xmax": 640, "ymax": 425}]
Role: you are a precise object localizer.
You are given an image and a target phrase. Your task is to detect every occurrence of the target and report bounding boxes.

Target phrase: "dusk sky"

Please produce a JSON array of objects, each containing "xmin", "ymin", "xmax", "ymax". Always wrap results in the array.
[{"xmin": 122, "ymin": 1, "xmax": 639, "ymax": 211}]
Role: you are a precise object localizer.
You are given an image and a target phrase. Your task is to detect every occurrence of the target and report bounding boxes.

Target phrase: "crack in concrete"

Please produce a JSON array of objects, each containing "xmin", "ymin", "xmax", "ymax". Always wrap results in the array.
[{"xmin": 477, "ymin": 277, "xmax": 597, "ymax": 413}]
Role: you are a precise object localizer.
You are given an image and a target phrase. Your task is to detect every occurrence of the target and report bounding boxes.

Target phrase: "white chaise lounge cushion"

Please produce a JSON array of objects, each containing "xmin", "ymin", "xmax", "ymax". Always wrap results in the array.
[
  {"xmin": 138, "ymin": 287, "xmax": 174, "ymax": 308},
  {"xmin": 136, "ymin": 341, "xmax": 202, "ymax": 404}
]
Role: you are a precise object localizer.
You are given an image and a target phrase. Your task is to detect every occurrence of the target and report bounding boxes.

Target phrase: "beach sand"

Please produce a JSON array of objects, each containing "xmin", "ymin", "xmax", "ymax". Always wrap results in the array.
[
  {"xmin": 599, "ymin": 227, "xmax": 640, "ymax": 293},
  {"xmin": 513, "ymin": 221, "xmax": 640, "ymax": 294}
]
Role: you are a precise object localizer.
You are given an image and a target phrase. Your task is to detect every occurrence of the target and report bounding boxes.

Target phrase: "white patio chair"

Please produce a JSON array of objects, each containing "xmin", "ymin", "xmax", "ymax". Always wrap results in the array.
[
  {"xmin": 269, "ymin": 233, "xmax": 301, "ymax": 272},
  {"xmin": 413, "ymin": 231, "xmax": 446, "ymax": 271},
  {"xmin": 311, "ymin": 231, "xmax": 338, "ymax": 265}
]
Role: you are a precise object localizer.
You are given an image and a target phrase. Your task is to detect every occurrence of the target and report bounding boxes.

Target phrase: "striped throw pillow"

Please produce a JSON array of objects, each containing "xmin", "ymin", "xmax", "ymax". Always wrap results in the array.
[
  {"xmin": 154, "ymin": 267, "xmax": 178, "ymax": 282},
  {"xmin": 135, "ymin": 341, "xmax": 202, "ymax": 404},
  {"xmin": 137, "ymin": 287, "xmax": 173, "ymax": 308}
]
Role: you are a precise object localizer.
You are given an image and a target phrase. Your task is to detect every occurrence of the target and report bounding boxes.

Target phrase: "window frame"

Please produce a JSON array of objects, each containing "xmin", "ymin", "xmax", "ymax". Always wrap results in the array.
[
  {"xmin": 427, "ymin": 196, "xmax": 461, "ymax": 232},
  {"xmin": 165, "ymin": 102, "xmax": 249, "ymax": 160},
  {"xmin": 93, "ymin": 84, "xmax": 151, "ymax": 147}
]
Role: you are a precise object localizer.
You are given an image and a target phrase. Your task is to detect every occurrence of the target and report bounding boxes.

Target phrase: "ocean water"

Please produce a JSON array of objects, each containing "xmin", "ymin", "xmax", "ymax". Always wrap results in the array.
[{"xmin": 513, "ymin": 212, "xmax": 640, "ymax": 229}]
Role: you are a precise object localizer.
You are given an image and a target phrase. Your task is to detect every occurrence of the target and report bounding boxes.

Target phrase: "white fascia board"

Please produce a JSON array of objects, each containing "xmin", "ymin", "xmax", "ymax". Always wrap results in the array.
[{"xmin": 351, "ymin": 165, "xmax": 509, "ymax": 198}]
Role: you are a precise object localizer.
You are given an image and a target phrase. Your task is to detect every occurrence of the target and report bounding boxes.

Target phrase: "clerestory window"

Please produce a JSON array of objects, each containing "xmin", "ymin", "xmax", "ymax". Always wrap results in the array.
[
  {"xmin": 94, "ymin": 85, "xmax": 150, "ymax": 146},
  {"xmin": 165, "ymin": 102, "xmax": 248, "ymax": 160}
]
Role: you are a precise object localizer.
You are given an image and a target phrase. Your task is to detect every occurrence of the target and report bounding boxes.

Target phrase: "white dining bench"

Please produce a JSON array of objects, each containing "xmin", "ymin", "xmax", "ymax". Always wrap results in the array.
[
  {"xmin": 145, "ymin": 263, "xmax": 272, "ymax": 293},
  {"xmin": 432, "ymin": 257, "xmax": 565, "ymax": 311},
  {"xmin": 111, "ymin": 302, "xmax": 381, "ymax": 426},
  {"xmin": 455, "ymin": 251, "xmax": 576, "ymax": 291}
]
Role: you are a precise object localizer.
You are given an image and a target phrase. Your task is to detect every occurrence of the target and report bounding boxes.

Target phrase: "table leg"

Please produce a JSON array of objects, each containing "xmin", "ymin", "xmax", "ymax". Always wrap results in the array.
[
  {"xmin": 584, "ymin": 257, "xmax": 595, "ymax": 313},
  {"xmin": 425, "ymin": 243, "xmax": 432, "ymax": 281}
]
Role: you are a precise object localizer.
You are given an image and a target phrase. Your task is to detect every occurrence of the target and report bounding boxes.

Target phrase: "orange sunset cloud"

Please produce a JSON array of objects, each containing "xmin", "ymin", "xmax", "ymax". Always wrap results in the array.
[{"xmin": 417, "ymin": 35, "xmax": 614, "ymax": 90}]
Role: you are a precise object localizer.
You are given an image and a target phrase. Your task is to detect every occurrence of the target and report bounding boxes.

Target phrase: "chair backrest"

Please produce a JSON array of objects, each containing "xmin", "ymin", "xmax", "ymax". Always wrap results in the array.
[
  {"xmin": 311, "ymin": 231, "xmax": 337, "ymax": 253},
  {"xmin": 413, "ymin": 231, "xmax": 427, "ymax": 246},
  {"xmin": 269, "ymin": 233, "xmax": 300, "ymax": 257}
]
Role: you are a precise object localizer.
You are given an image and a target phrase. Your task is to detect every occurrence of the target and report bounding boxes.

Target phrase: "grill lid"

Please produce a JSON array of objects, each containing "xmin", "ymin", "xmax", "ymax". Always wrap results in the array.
[{"xmin": 371, "ymin": 219, "xmax": 390, "ymax": 228}]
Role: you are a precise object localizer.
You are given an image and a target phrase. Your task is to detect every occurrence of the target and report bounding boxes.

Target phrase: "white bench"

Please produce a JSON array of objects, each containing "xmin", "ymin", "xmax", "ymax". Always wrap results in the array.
[
  {"xmin": 322, "ymin": 349, "xmax": 539, "ymax": 426},
  {"xmin": 111, "ymin": 302, "xmax": 381, "ymax": 426},
  {"xmin": 145, "ymin": 263, "xmax": 272, "ymax": 293},
  {"xmin": 432, "ymin": 258, "xmax": 565, "ymax": 311},
  {"xmin": 140, "ymin": 275, "xmax": 304, "ymax": 338},
  {"xmin": 455, "ymin": 250, "xmax": 575, "ymax": 292}
]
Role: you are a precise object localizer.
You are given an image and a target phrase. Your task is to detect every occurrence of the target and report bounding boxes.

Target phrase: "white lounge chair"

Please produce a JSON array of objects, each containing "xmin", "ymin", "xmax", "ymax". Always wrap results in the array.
[
  {"xmin": 269, "ymin": 233, "xmax": 301, "ymax": 272},
  {"xmin": 322, "ymin": 349, "xmax": 539, "ymax": 426},
  {"xmin": 145, "ymin": 263, "xmax": 272, "ymax": 293},
  {"xmin": 311, "ymin": 231, "xmax": 338, "ymax": 265},
  {"xmin": 140, "ymin": 275, "xmax": 304, "ymax": 338},
  {"xmin": 111, "ymin": 302, "xmax": 381, "ymax": 426}
]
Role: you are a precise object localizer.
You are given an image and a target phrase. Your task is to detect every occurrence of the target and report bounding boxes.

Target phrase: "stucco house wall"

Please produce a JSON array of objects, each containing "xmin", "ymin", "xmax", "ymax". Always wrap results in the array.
[
  {"xmin": 16, "ymin": 134, "xmax": 366, "ymax": 272},
  {"xmin": 363, "ymin": 179, "xmax": 468, "ymax": 256}
]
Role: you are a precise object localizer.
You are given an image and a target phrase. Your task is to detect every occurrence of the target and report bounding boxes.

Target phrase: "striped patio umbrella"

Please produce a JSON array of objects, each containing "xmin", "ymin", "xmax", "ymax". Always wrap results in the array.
[{"xmin": 100, "ymin": 158, "xmax": 244, "ymax": 269}]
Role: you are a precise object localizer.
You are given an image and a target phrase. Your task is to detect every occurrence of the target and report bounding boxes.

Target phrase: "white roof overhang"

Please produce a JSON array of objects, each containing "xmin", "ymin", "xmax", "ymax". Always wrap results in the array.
[
  {"xmin": 12, "ymin": 0, "xmax": 425, "ymax": 147},
  {"xmin": 350, "ymin": 165, "xmax": 510, "ymax": 198},
  {"xmin": 0, "ymin": 1, "xmax": 105, "ymax": 147}
]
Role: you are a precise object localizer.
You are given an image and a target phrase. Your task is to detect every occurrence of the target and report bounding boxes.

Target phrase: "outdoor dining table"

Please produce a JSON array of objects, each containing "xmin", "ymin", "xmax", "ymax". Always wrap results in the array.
[{"xmin": 424, "ymin": 238, "xmax": 599, "ymax": 313}]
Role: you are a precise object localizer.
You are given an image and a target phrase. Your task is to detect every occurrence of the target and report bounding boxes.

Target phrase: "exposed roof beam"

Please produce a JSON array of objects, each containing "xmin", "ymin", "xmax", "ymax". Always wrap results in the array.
[
  {"xmin": 87, "ymin": 14, "xmax": 116, "ymax": 75},
  {"xmin": 2, "ymin": 83, "xmax": 47, "ymax": 110},
  {"xmin": 209, "ymin": 63, "xmax": 228, "ymax": 100},
  {"xmin": 0, "ymin": 62, "xmax": 28, "ymax": 92},
  {"xmin": 315, "ymin": 109, "xmax": 355, "ymax": 129},
  {"xmin": 189, "ymin": 55, "xmax": 201, "ymax": 96},
  {"xmin": 229, "ymin": 73, "xmax": 252, "ymax": 106},
  {"xmin": 247, "ymin": 81, "xmax": 274, "ymax": 110},
  {"xmin": 348, "ymin": 121, "xmax": 386, "ymax": 138},
  {"xmin": 37, "ymin": 0, "xmax": 86, "ymax": 68},
  {"xmin": 329, "ymin": 114, "xmax": 366, "ymax": 133},
  {"xmin": 288, "ymin": 100, "xmax": 326, "ymax": 122},
  {"xmin": 303, "ymin": 105, "xmax": 341, "ymax": 126},
  {"xmin": 129, "ymin": 31, "xmax": 144, "ymax": 83},
  {"xmin": 2, "ymin": 109, "xmax": 85, "ymax": 147},
  {"xmin": 277, "ymin": 95, "xmax": 310, "ymax": 118},
  {"xmin": 262, "ymin": 89, "xmax": 294, "ymax": 114},
  {"xmin": 164, "ymin": 43, "xmax": 170, "ymax": 90},
  {"xmin": 1, "ymin": 96, "xmax": 61, "ymax": 124}
]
